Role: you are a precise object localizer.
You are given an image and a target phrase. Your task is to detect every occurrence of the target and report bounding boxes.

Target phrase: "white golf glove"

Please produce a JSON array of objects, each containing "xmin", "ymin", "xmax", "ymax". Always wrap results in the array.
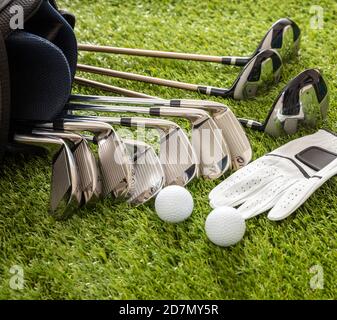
[{"xmin": 209, "ymin": 130, "xmax": 337, "ymax": 220}]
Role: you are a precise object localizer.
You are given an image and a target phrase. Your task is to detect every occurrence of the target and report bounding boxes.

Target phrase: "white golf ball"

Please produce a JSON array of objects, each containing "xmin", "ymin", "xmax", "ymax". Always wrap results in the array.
[
  {"xmin": 155, "ymin": 186, "xmax": 194, "ymax": 223},
  {"xmin": 205, "ymin": 207, "xmax": 246, "ymax": 247}
]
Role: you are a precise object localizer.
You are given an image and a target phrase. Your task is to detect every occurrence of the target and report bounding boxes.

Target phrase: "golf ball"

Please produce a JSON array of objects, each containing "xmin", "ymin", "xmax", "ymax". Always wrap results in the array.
[
  {"xmin": 205, "ymin": 207, "xmax": 246, "ymax": 247},
  {"xmin": 155, "ymin": 186, "xmax": 194, "ymax": 223}
]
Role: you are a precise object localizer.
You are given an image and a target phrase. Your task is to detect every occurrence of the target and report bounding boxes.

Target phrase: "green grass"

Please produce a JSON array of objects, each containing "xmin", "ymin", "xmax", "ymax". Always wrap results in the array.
[{"xmin": 1, "ymin": 0, "xmax": 337, "ymax": 299}]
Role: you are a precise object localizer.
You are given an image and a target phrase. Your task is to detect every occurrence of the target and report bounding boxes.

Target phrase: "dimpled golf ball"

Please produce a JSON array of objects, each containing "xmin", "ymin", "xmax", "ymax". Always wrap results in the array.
[
  {"xmin": 205, "ymin": 207, "xmax": 246, "ymax": 247},
  {"xmin": 155, "ymin": 186, "xmax": 194, "ymax": 223}
]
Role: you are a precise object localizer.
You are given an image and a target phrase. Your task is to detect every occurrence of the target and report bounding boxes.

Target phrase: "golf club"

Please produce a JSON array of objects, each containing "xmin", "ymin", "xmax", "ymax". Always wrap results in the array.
[
  {"xmin": 67, "ymin": 115, "xmax": 198, "ymax": 186},
  {"xmin": 78, "ymin": 18, "xmax": 300, "ymax": 67},
  {"xmin": 36, "ymin": 120, "xmax": 134, "ymax": 199},
  {"xmin": 239, "ymin": 69, "xmax": 329, "ymax": 137},
  {"xmin": 123, "ymin": 139, "xmax": 165, "ymax": 205},
  {"xmin": 84, "ymin": 134, "xmax": 165, "ymax": 205},
  {"xmin": 73, "ymin": 68, "xmax": 328, "ymax": 138},
  {"xmin": 70, "ymin": 95, "xmax": 252, "ymax": 169},
  {"xmin": 66, "ymin": 105, "xmax": 229, "ymax": 180},
  {"xmin": 30, "ymin": 129, "xmax": 101, "ymax": 205},
  {"xmin": 13, "ymin": 134, "xmax": 82, "ymax": 220},
  {"xmin": 76, "ymin": 49, "xmax": 283, "ymax": 100}
]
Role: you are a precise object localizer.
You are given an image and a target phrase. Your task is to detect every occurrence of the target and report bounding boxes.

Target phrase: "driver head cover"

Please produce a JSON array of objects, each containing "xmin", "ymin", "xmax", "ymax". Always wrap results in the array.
[{"xmin": 209, "ymin": 129, "xmax": 337, "ymax": 221}]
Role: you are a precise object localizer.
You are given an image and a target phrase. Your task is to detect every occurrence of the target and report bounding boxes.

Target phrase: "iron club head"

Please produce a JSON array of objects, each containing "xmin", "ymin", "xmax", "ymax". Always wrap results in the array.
[
  {"xmin": 36, "ymin": 120, "xmax": 134, "ymax": 199},
  {"xmin": 30, "ymin": 129, "xmax": 101, "ymax": 205},
  {"xmin": 66, "ymin": 115, "xmax": 198, "ymax": 186},
  {"xmin": 123, "ymin": 139, "xmax": 165, "ymax": 205},
  {"xmin": 65, "ymin": 104, "xmax": 230, "ymax": 179},
  {"xmin": 13, "ymin": 133, "xmax": 81, "ymax": 219},
  {"xmin": 69, "ymin": 95, "xmax": 252, "ymax": 169}
]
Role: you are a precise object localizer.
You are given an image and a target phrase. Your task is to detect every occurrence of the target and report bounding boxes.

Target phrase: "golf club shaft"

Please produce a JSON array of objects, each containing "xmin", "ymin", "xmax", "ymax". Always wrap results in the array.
[
  {"xmin": 70, "ymin": 93, "xmax": 225, "ymax": 108},
  {"xmin": 70, "ymin": 94, "xmax": 166, "ymax": 105},
  {"xmin": 78, "ymin": 44, "xmax": 250, "ymax": 66},
  {"xmin": 74, "ymin": 76, "xmax": 156, "ymax": 98},
  {"xmin": 67, "ymin": 103, "xmax": 208, "ymax": 121},
  {"xmin": 77, "ymin": 64, "xmax": 231, "ymax": 97},
  {"xmin": 65, "ymin": 114, "xmax": 165, "ymax": 129}
]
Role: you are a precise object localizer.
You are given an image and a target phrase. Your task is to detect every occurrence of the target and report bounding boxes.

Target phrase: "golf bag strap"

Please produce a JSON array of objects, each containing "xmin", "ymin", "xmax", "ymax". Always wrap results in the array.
[{"xmin": 0, "ymin": 31, "xmax": 10, "ymax": 159}]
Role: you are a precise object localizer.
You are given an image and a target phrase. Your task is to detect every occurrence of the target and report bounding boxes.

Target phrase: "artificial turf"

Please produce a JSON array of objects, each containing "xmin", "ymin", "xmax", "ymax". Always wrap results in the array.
[{"xmin": 1, "ymin": 0, "xmax": 337, "ymax": 299}]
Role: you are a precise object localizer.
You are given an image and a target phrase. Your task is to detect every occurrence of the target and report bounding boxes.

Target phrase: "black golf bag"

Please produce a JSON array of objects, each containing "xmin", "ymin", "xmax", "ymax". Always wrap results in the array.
[{"xmin": 0, "ymin": 0, "xmax": 78, "ymax": 160}]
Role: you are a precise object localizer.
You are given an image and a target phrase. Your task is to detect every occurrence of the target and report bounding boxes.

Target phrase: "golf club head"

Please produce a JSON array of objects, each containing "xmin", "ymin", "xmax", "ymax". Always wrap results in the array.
[
  {"xmin": 123, "ymin": 139, "xmax": 165, "ymax": 205},
  {"xmin": 115, "ymin": 117, "xmax": 198, "ymax": 186},
  {"xmin": 66, "ymin": 105, "xmax": 229, "ymax": 179},
  {"xmin": 13, "ymin": 134, "xmax": 81, "ymax": 219},
  {"xmin": 167, "ymin": 100, "xmax": 252, "ymax": 169},
  {"xmin": 232, "ymin": 49, "xmax": 282, "ymax": 100},
  {"xmin": 31, "ymin": 129, "xmax": 102, "ymax": 205},
  {"xmin": 38, "ymin": 120, "xmax": 134, "ymax": 199},
  {"xmin": 158, "ymin": 125, "xmax": 198, "ymax": 185},
  {"xmin": 66, "ymin": 114, "xmax": 198, "ymax": 186},
  {"xmin": 255, "ymin": 18, "xmax": 301, "ymax": 63},
  {"xmin": 190, "ymin": 113, "xmax": 230, "ymax": 179},
  {"xmin": 68, "ymin": 96, "xmax": 252, "ymax": 169},
  {"xmin": 211, "ymin": 107, "xmax": 252, "ymax": 169},
  {"xmin": 263, "ymin": 69, "xmax": 329, "ymax": 137}
]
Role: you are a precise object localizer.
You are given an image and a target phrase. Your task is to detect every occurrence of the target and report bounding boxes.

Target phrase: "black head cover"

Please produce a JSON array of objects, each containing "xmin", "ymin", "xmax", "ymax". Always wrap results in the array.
[
  {"xmin": 24, "ymin": 0, "xmax": 78, "ymax": 79},
  {"xmin": 6, "ymin": 30, "xmax": 72, "ymax": 121}
]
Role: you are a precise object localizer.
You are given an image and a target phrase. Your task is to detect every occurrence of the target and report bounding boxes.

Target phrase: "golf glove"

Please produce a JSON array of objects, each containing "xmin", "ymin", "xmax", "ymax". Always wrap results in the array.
[{"xmin": 209, "ymin": 130, "xmax": 337, "ymax": 220}]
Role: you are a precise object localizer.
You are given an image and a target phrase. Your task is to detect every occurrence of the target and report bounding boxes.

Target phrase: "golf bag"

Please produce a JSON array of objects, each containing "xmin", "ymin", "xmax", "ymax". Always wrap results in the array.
[{"xmin": 0, "ymin": 0, "xmax": 78, "ymax": 160}]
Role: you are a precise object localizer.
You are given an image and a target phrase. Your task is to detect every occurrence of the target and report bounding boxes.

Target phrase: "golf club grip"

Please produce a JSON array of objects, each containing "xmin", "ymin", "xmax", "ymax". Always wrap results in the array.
[
  {"xmin": 197, "ymin": 86, "xmax": 231, "ymax": 97},
  {"xmin": 221, "ymin": 57, "xmax": 250, "ymax": 66},
  {"xmin": 77, "ymin": 64, "xmax": 199, "ymax": 91},
  {"xmin": 78, "ymin": 44, "xmax": 224, "ymax": 63},
  {"xmin": 74, "ymin": 77, "xmax": 156, "ymax": 98},
  {"xmin": 239, "ymin": 118, "xmax": 264, "ymax": 131}
]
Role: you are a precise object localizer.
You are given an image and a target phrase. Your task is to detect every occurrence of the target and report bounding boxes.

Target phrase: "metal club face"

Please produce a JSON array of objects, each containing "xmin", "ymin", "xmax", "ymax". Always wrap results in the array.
[
  {"xmin": 210, "ymin": 107, "xmax": 252, "ymax": 169},
  {"xmin": 190, "ymin": 114, "xmax": 230, "ymax": 179},
  {"xmin": 264, "ymin": 69, "xmax": 329, "ymax": 137},
  {"xmin": 65, "ymin": 105, "xmax": 230, "ymax": 179},
  {"xmin": 68, "ymin": 96, "xmax": 252, "ymax": 169},
  {"xmin": 50, "ymin": 145, "xmax": 81, "ymax": 219},
  {"xmin": 123, "ymin": 139, "xmax": 165, "ymax": 205},
  {"xmin": 65, "ymin": 114, "xmax": 198, "ymax": 186},
  {"xmin": 37, "ymin": 120, "xmax": 134, "ymax": 200},
  {"xmin": 256, "ymin": 18, "xmax": 301, "ymax": 63},
  {"xmin": 91, "ymin": 126, "xmax": 134, "ymax": 199},
  {"xmin": 158, "ymin": 125, "xmax": 198, "ymax": 185},
  {"xmin": 31, "ymin": 129, "xmax": 102, "ymax": 205},
  {"xmin": 167, "ymin": 100, "xmax": 251, "ymax": 169},
  {"xmin": 13, "ymin": 134, "xmax": 81, "ymax": 219},
  {"xmin": 233, "ymin": 49, "xmax": 283, "ymax": 100},
  {"xmin": 72, "ymin": 136, "xmax": 102, "ymax": 204}
]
